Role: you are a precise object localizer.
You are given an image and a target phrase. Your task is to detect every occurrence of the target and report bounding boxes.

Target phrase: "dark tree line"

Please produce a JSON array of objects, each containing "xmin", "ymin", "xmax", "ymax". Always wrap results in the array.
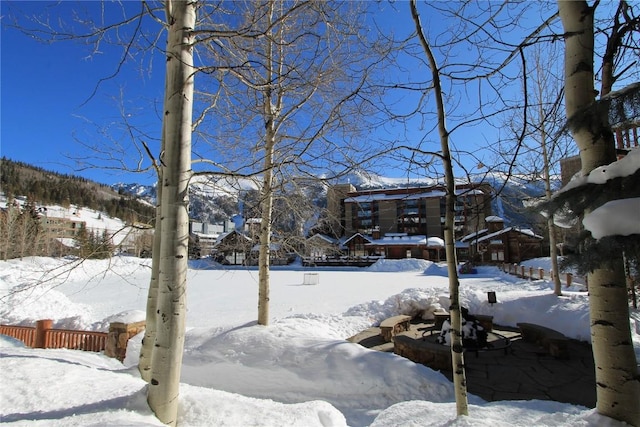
[{"xmin": 1, "ymin": 157, "xmax": 155, "ymax": 223}]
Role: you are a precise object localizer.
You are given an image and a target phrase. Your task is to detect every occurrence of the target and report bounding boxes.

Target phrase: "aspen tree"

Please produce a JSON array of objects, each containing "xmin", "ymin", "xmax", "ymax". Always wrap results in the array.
[
  {"xmin": 410, "ymin": 0, "xmax": 469, "ymax": 416},
  {"xmin": 147, "ymin": 1, "xmax": 196, "ymax": 424},
  {"xmin": 558, "ymin": 1, "xmax": 640, "ymax": 425}
]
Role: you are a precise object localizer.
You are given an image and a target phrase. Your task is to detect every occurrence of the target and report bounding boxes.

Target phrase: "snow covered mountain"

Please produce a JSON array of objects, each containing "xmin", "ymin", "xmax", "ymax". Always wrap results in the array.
[{"xmin": 114, "ymin": 170, "xmax": 555, "ymax": 230}]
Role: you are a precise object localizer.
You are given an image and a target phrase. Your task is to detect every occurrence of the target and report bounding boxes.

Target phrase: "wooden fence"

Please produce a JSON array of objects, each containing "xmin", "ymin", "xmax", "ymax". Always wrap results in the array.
[
  {"xmin": 0, "ymin": 319, "xmax": 107, "ymax": 352},
  {"xmin": 0, "ymin": 325, "xmax": 36, "ymax": 348},
  {"xmin": 45, "ymin": 327, "xmax": 107, "ymax": 352},
  {"xmin": 500, "ymin": 263, "xmax": 580, "ymax": 287}
]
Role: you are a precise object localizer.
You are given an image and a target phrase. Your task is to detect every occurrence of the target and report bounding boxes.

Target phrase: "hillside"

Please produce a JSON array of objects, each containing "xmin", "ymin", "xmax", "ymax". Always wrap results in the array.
[
  {"xmin": 1, "ymin": 157, "xmax": 551, "ymax": 233},
  {"xmin": 1, "ymin": 157, "xmax": 155, "ymax": 224}
]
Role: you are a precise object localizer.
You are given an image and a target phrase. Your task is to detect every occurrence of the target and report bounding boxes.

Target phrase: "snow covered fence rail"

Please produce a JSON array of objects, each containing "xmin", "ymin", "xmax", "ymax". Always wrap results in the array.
[
  {"xmin": 0, "ymin": 324, "xmax": 36, "ymax": 347},
  {"xmin": 1, "ymin": 319, "xmax": 106, "ymax": 352},
  {"xmin": 500, "ymin": 263, "xmax": 584, "ymax": 288},
  {"xmin": 0, "ymin": 319, "xmax": 145, "ymax": 362}
]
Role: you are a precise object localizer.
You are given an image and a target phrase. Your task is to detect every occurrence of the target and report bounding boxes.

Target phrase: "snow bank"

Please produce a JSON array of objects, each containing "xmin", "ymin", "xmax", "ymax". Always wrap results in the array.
[
  {"xmin": 368, "ymin": 258, "xmax": 434, "ymax": 272},
  {"xmin": 1, "ymin": 256, "xmax": 637, "ymax": 427},
  {"xmin": 371, "ymin": 400, "xmax": 621, "ymax": 427}
]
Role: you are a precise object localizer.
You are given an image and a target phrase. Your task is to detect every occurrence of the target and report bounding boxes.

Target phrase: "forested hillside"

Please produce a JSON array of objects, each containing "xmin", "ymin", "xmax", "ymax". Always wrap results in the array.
[
  {"xmin": 1, "ymin": 157, "xmax": 549, "ymax": 234},
  {"xmin": 0, "ymin": 157, "xmax": 155, "ymax": 223}
]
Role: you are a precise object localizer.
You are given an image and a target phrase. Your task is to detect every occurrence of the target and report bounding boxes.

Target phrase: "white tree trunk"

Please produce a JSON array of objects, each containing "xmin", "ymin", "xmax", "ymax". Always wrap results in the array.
[
  {"xmin": 257, "ymin": 144, "xmax": 274, "ymax": 326},
  {"xmin": 140, "ymin": 44, "xmax": 170, "ymax": 383},
  {"xmin": 536, "ymin": 83, "xmax": 562, "ymax": 296},
  {"xmin": 558, "ymin": 2, "xmax": 640, "ymax": 425},
  {"xmin": 147, "ymin": 1, "xmax": 196, "ymax": 425},
  {"xmin": 139, "ymin": 174, "xmax": 162, "ymax": 382},
  {"xmin": 410, "ymin": 0, "xmax": 468, "ymax": 416},
  {"xmin": 257, "ymin": 0, "xmax": 279, "ymax": 326}
]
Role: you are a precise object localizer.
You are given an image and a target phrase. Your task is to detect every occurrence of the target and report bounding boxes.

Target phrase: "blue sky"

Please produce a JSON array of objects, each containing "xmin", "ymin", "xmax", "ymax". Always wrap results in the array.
[
  {"xmin": 1, "ymin": 1, "xmax": 570, "ymax": 187},
  {"xmin": 2, "ymin": 1, "xmax": 165, "ymax": 185}
]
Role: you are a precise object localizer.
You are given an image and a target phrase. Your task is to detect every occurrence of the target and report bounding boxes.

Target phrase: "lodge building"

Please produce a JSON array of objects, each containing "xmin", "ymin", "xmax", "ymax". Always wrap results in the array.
[{"xmin": 327, "ymin": 182, "xmax": 493, "ymax": 242}]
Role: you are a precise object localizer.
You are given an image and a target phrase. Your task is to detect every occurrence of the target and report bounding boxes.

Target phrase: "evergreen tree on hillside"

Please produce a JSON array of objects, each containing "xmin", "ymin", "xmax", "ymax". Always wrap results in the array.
[
  {"xmin": 0, "ymin": 198, "xmax": 44, "ymax": 260},
  {"xmin": 75, "ymin": 223, "xmax": 90, "ymax": 258},
  {"xmin": 0, "ymin": 157, "xmax": 154, "ymax": 223},
  {"xmin": 97, "ymin": 229, "xmax": 114, "ymax": 259}
]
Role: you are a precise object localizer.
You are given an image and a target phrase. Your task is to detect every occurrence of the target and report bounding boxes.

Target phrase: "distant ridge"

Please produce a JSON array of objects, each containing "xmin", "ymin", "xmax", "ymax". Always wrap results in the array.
[
  {"xmin": 1, "ymin": 157, "xmax": 554, "ymax": 233},
  {"xmin": 0, "ymin": 157, "xmax": 155, "ymax": 224}
]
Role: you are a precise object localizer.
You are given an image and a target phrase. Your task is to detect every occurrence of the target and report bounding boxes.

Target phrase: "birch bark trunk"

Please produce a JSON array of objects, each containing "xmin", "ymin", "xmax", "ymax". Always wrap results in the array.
[
  {"xmin": 257, "ymin": 0, "xmax": 280, "ymax": 326},
  {"xmin": 139, "ymin": 174, "xmax": 162, "ymax": 382},
  {"xmin": 410, "ymin": 0, "xmax": 469, "ymax": 416},
  {"xmin": 147, "ymin": 1, "xmax": 196, "ymax": 425},
  {"xmin": 558, "ymin": 2, "xmax": 640, "ymax": 425},
  {"xmin": 257, "ymin": 142, "xmax": 274, "ymax": 326},
  {"xmin": 535, "ymin": 80, "xmax": 562, "ymax": 296}
]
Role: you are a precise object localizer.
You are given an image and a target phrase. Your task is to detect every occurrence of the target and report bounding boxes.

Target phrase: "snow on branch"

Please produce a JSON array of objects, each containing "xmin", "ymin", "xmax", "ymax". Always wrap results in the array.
[
  {"xmin": 583, "ymin": 197, "xmax": 640, "ymax": 239},
  {"xmin": 560, "ymin": 148, "xmax": 640, "ymax": 194}
]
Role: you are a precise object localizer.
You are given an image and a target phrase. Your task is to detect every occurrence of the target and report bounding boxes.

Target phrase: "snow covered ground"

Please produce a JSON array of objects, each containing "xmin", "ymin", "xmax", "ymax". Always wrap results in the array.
[{"xmin": 1, "ymin": 256, "xmax": 638, "ymax": 426}]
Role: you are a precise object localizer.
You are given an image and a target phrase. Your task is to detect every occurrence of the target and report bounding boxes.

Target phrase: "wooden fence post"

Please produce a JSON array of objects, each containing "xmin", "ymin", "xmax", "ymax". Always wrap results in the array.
[
  {"xmin": 35, "ymin": 319, "xmax": 53, "ymax": 348},
  {"xmin": 539, "ymin": 268, "xmax": 544, "ymax": 280},
  {"xmin": 566, "ymin": 273, "xmax": 573, "ymax": 287}
]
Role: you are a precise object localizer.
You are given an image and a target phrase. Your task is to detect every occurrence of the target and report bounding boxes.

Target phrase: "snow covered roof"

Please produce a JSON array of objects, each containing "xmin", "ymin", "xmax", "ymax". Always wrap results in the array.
[
  {"xmin": 307, "ymin": 233, "xmax": 338, "ymax": 245},
  {"xmin": 213, "ymin": 230, "xmax": 252, "ymax": 246},
  {"xmin": 366, "ymin": 233, "xmax": 426, "ymax": 246},
  {"xmin": 364, "ymin": 234, "xmax": 467, "ymax": 248},
  {"xmin": 251, "ymin": 243, "xmax": 281, "ymax": 252},
  {"xmin": 426, "ymin": 237, "xmax": 445, "ymax": 247},
  {"xmin": 343, "ymin": 233, "xmax": 374, "ymax": 245},
  {"xmin": 513, "ymin": 227, "xmax": 543, "ymax": 239},
  {"xmin": 193, "ymin": 231, "xmax": 220, "ymax": 239},
  {"xmin": 460, "ymin": 228, "xmax": 488, "ymax": 242},
  {"xmin": 467, "ymin": 227, "xmax": 543, "ymax": 244},
  {"xmin": 344, "ymin": 188, "xmax": 484, "ymax": 204}
]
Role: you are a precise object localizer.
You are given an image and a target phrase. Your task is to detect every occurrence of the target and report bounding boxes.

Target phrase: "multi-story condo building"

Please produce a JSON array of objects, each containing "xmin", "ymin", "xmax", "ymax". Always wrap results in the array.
[
  {"xmin": 319, "ymin": 182, "xmax": 546, "ymax": 263},
  {"xmin": 327, "ymin": 182, "xmax": 493, "ymax": 242}
]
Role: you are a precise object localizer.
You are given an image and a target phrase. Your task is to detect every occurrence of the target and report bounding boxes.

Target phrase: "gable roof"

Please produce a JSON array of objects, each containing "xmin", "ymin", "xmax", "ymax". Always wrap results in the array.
[
  {"xmin": 212, "ymin": 229, "xmax": 252, "ymax": 248},
  {"xmin": 343, "ymin": 232, "xmax": 374, "ymax": 245},
  {"xmin": 467, "ymin": 227, "xmax": 543, "ymax": 245},
  {"xmin": 460, "ymin": 228, "xmax": 489, "ymax": 243},
  {"xmin": 307, "ymin": 233, "xmax": 339, "ymax": 245}
]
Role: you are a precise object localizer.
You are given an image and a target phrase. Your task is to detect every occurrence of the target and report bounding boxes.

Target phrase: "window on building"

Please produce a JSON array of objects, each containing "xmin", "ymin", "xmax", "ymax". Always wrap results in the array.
[{"xmin": 398, "ymin": 198, "xmax": 424, "ymax": 235}]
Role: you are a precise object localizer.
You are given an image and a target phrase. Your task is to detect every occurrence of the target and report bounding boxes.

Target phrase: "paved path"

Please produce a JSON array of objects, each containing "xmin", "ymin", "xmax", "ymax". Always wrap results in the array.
[{"xmin": 348, "ymin": 321, "xmax": 596, "ymax": 408}]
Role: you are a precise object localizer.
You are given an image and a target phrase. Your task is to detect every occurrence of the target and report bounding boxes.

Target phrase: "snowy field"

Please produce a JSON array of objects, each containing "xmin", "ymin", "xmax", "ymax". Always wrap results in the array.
[{"xmin": 1, "ymin": 256, "xmax": 638, "ymax": 426}]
